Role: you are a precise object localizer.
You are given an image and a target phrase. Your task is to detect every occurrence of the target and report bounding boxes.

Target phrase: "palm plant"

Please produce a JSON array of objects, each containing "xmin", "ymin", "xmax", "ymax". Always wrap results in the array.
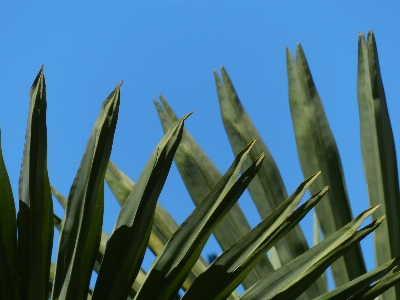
[{"xmin": 0, "ymin": 30, "xmax": 399, "ymax": 300}]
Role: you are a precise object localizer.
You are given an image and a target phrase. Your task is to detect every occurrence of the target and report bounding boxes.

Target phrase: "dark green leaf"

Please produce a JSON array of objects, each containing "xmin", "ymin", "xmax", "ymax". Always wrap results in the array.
[
  {"xmin": 155, "ymin": 96, "xmax": 274, "ymax": 289},
  {"xmin": 135, "ymin": 141, "xmax": 264, "ymax": 300},
  {"xmin": 92, "ymin": 114, "xmax": 189, "ymax": 300},
  {"xmin": 316, "ymin": 256, "xmax": 400, "ymax": 300},
  {"xmin": 105, "ymin": 160, "xmax": 209, "ymax": 291},
  {"xmin": 183, "ymin": 173, "xmax": 326, "ymax": 300},
  {"xmin": 17, "ymin": 66, "xmax": 54, "ymax": 299},
  {"xmin": 240, "ymin": 207, "xmax": 382, "ymax": 300},
  {"xmin": 52, "ymin": 82, "xmax": 121, "ymax": 300},
  {"xmin": 51, "ymin": 188, "xmax": 143, "ymax": 299},
  {"xmin": 0, "ymin": 130, "xmax": 19, "ymax": 300},
  {"xmin": 354, "ymin": 271, "xmax": 400, "ymax": 300}
]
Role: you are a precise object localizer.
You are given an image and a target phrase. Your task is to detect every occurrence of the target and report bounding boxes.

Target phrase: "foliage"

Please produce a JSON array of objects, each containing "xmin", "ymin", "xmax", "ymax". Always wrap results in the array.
[{"xmin": 0, "ymin": 30, "xmax": 399, "ymax": 299}]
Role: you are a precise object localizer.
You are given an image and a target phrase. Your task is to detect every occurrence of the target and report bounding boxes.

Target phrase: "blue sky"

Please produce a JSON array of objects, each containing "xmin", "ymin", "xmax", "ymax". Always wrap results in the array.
[{"xmin": 1, "ymin": 1, "xmax": 400, "ymax": 291}]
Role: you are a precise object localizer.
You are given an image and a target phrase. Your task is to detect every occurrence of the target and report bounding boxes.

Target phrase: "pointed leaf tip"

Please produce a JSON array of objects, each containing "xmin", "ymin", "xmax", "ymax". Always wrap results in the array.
[
  {"xmin": 213, "ymin": 70, "xmax": 221, "ymax": 80},
  {"xmin": 114, "ymin": 81, "xmax": 123, "ymax": 89},
  {"xmin": 247, "ymin": 139, "xmax": 257, "ymax": 149},
  {"xmin": 286, "ymin": 47, "xmax": 295, "ymax": 59},
  {"xmin": 296, "ymin": 43, "xmax": 304, "ymax": 52},
  {"xmin": 182, "ymin": 111, "xmax": 193, "ymax": 120},
  {"xmin": 369, "ymin": 204, "xmax": 381, "ymax": 215},
  {"xmin": 256, "ymin": 152, "xmax": 266, "ymax": 164},
  {"xmin": 308, "ymin": 170, "xmax": 322, "ymax": 179}
]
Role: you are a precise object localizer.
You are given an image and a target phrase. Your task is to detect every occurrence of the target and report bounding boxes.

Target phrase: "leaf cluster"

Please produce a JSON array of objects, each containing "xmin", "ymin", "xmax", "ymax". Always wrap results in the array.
[{"xmin": 0, "ymin": 30, "xmax": 399, "ymax": 300}]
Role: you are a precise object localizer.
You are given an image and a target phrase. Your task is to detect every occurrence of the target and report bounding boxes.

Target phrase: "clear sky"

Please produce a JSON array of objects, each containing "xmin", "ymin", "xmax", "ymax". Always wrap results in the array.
[{"xmin": 1, "ymin": 1, "xmax": 400, "ymax": 291}]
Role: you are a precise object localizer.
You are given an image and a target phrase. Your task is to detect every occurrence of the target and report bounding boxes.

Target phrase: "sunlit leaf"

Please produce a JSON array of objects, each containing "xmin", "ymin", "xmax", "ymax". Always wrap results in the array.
[
  {"xmin": 154, "ymin": 96, "xmax": 273, "ymax": 288},
  {"xmin": 135, "ymin": 141, "xmax": 264, "ymax": 299},
  {"xmin": 357, "ymin": 30, "xmax": 400, "ymax": 299},
  {"xmin": 287, "ymin": 44, "xmax": 366, "ymax": 287},
  {"xmin": 92, "ymin": 114, "xmax": 189, "ymax": 300}
]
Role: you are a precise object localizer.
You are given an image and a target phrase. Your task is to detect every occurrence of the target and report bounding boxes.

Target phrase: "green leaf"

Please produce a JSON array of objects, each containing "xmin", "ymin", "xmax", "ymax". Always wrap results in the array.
[
  {"xmin": 287, "ymin": 44, "xmax": 366, "ymax": 287},
  {"xmin": 52, "ymin": 189, "xmax": 142, "ymax": 299},
  {"xmin": 354, "ymin": 271, "xmax": 400, "ymax": 300},
  {"xmin": 182, "ymin": 173, "xmax": 327, "ymax": 300},
  {"xmin": 154, "ymin": 96, "xmax": 274, "ymax": 288},
  {"xmin": 104, "ymin": 161, "xmax": 134, "ymax": 206},
  {"xmin": 17, "ymin": 66, "xmax": 54, "ymax": 299},
  {"xmin": 91, "ymin": 114, "xmax": 189, "ymax": 300},
  {"xmin": 313, "ymin": 211, "xmax": 328, "ymax": 292},
  {"xmin": 239, "ymin": 207, "xmax": 382, "ymax": 300},
  {"xmin": 50, "ymin": 260, "xmax": 94, "ymax": 300},
  {"xmin": 215, "ymin": 68, "xmax": 311, "ymax": 266},
  {"xmin": 315, "ymin": 256, "xmax": 400, "ymax": 300},
  {"xmin": 105, "ymin": 161, "xmax": 209, "ymax": 291},
  {"xmin": 51, "ymin": 186, "xmax": 68, "ymax": 209},
  {"xmin": 52, "ymin": 82, "xmax": 121, "ymax": 300},
  {"xmin": 135, "ymin": 141, "xmax": 264, "ymax": 300},
  {"xmin": 357, "ymin": 31, "xmax": 400, "ymax": 299},
  {"xmin": 0, "ymin": 130, "xmax": 19, "ymax": 300},
  {"xmin": 214, "ymin": 68, "xmax": 325, "ymax": 297}
]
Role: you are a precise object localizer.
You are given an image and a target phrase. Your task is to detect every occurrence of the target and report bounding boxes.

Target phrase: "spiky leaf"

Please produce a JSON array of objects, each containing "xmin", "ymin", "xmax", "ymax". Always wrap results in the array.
[
  {"xmin": 17, "ymin": 66, "xmax": 53, "ymax": 299},
  {"xmin": 215, "ymin": 67, "xmax": 311, "ymax": 266},
  {"xmin": 105, "ymin": 161, "xmax": 209, "ymax": 291},
  {"xmin": 315, "ymin": 256, "xmax": 400, "ymax": 300},
  {"xmin": 92, "ymin": 114, "xmax": 189, "ymax": 300},
  {"xmin": 52, "ymin": 82, "xmax": 121, "ymax": 300},
  {"xmin": 240, "ymin": 207, "xmax": 382, "ymax": 300},
  {"xmin": 135, "ymin": 141, "xmax": 264, "ymax": 299},
  {"xmin": 154, "ymin": 96, "xmax": 273, "ymax": 288},
  {"xmin": 357, "ymin": 30, "xmax": 400, "ymax": 299},
  {"xmin": 287, "ymin": 44, "xmax": 366, "ymax": 286},
  {"xmin": 183, "ymin": 173, "xmax": 327, "ymax": 300}
]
